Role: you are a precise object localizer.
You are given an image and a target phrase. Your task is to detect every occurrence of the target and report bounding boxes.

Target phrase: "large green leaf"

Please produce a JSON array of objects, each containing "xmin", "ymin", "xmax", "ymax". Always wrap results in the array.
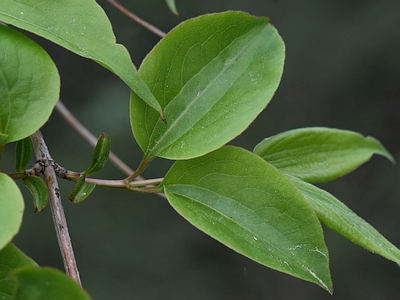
[
  {"xmin": 0, "ymin": 25, "xmax": 59, "ymax": 144},
  {"xmin": 254, "ymin": 127, "xmax": 394, "ymax": 183},
  {"xmin": 161, "ymin": 146, "xmax": 332, "ymax": 292},
  {"xmin": 0, "ymin": 173, "xmax": 24, "ymax": 250},
  {"xmin": 11, "ymin": 267, "xmax": 91, "ymax": 300},
  {"xmin": 0, "ymin": 243, "xmax": 37, "ymax": 300},
  {"xmin": 0, "ymin": 0, "xmax": 163, "ymax": 117},
  {"xmin": 288, "ymin": 175, "xmax": 400, "ymax": 266},
  {"xmin": 131, "ymin": 12, "xmax": 285, "ymax": 160}
]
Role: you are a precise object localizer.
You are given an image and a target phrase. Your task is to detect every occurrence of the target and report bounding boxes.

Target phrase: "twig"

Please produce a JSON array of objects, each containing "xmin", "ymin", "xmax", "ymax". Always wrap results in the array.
[
  {"xmin": 107, "ymin": 0, "xmax": 166, "ymax": 38},
  {"xmin": 55, "ymin": 100, "xmax": 167, "ymax": 199},
  {"xmin": 30, "ymin": 131, "xmax": 82, "ymax": 286},
  {"xmin": 83, "ymin": 176, "xmax": 163, "ymax": 189},
  {"xmin": 55, "ymin": 100, "xmax": 136, "ymax": 178}
]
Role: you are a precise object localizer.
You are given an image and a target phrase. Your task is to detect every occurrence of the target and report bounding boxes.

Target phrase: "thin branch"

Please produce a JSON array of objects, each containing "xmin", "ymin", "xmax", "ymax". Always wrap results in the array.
[
  {"xmin": 128, "ymin": 177, "xmax": 163, "ymax": 187},
  {"xmin": 83, "ymin": 176, "xmax": 163, "ymax": 189},
  {"xmin": 55, "ymin": 100, "xmax": 167, "ymax": 199},
  {"xmin": 107, "ymin": 0, "xmax": 166, "ymax": 38},
  {"xmin": 125, "ymin": 156, "xmax": 152, "ymax": 183},
  {"xmin": 55, "ymin": 100, "xmax": 137, "ymax": 178},
  {"xmin": 30, "ymin": 131, "xmax": 82, "ymax": 286}
]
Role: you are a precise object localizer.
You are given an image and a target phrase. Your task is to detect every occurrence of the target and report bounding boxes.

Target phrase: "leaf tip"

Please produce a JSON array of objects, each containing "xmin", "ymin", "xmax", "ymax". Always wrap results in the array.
[
  {"xmin": 366, "ymin": 136, "xmax": 396, "ymax": 165},
  {"xmin": 160, "ymin": 112, "xmax": 167, "ymax": 124},
  {"xmin": 166, "ymin": 0, "xmax": 179, "ymax": 15},
  {"xmin": 34, "ymin": 206, "xmax": 45, "ymax": 213},
  {"xmin": 328, "ymin": 286, "xmax": 334, "ymax": 295}
]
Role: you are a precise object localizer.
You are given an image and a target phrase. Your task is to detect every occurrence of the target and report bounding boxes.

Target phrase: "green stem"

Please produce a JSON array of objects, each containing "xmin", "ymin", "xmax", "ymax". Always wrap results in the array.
[
  {"xmin": 129, "ymin": 177, "xmax": 163, "ymax": 187},
  {"xmin": 83, "ymin": 177, "xmax": 163, "ymax": 190},
  {"xmin": 125, "ymin": 156, "xmax": 153, "ymax": 182},
  {"xmin": 84, "ymin": 178, "xmax": 126, "ymax": 188},
  {"xmin": 127, "ymin": 185, "xmax": 163, "ymax": 194},
  {"xmin": 2, "ymin": 171, "xmax": 28, "ymax": 180}
]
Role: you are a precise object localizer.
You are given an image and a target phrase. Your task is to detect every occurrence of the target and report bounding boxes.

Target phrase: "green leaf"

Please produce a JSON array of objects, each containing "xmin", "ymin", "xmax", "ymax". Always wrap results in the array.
[
  {"xmin": 85, "ymin": 134, "xmax": 110, "ymax": 176},
  {"xmin": 0, "ymin": 133, "xmax": 8, "ymax": 153},
  {"xmin": 0, "ymin": 243, "xmax": 37, "ymax": 300},
  {"xmin": 254, "ymin": 127, "xmax": 394, "ymax": 183},
  {"xmin": 0, "ymin": 0, "xmax": 163, "ymax": 118},
  {"xmin": 11, "ymin": 267, "xmax": 91, "ymax": 300},
  {"xmin": 22, "ymin": 176, "xmax": 48, "ymax": 213},
  {"xmin": 15, "ymin": 138, "xmax": 33, "ymax": 173},
  {"xmin": 0, "ymin": 25, "xmax": 59, "ymax": 144},
  {"xmin": 0, "ymin": 173, "xmax": 24, "ymax": 250},
  {"xmin": 166, "ymin": 0, "xmax": 179, "ymax": 15},
  {"xmin": 68, "ymin": 134, "xmax": 109, "ymax": 203},
  {"xmin": 161, "ymin": 146, "xmax": 332, "ymax": 292},
  {"xmin": 68, "ymin": 176, "xmax": 96, "ymax": 204},
  {"xmin": 288, "ymin": 175, "xmax": 400, "ymax": 266},
  {"xmin": 131, "ymin": 11, "xmax": 285, "ymax": 160}
]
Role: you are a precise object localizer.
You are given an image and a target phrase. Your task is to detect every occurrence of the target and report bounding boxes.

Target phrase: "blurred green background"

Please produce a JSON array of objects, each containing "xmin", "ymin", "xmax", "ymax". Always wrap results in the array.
[{"xmin": 3, "ymin": 0, "xmax": 400, "ymax": 299}]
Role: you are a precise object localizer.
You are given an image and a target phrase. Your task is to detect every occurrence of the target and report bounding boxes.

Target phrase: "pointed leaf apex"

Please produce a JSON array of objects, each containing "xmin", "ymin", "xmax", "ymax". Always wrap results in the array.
[
  {"xmin": 365, "ymin": 136, "xmax": 395, "ymax": 164},
  {"xmin": 160, "ymin": 111, "xmax": 167, "ymax": 124},
  {"xmin": 166, "ymin": 0, "xmax": 179, "ymax": 15}
]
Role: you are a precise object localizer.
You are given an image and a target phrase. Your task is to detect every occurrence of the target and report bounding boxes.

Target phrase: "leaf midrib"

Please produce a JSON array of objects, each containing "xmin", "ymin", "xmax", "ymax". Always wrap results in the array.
[
  {"xmin": 146, "ymin": 24, "xmax": 268, "ymax": 158},
  {"xmin": 166, "ymin": 183, "xmax": 328, "ymax": 281}
]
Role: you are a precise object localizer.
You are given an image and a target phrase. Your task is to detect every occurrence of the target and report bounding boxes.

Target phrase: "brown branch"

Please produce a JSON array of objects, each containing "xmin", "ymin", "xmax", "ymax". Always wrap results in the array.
[
  {"xmin": 107, "ymin": 0, "xmax": 166, "ymax": 38},
  {"xmin": 55, "ymin": 100, "xmax": 167, "ymax": 199},
  {"xmin": 30, "ymin": 131, "xmax": 82, "ymax": 286},
  {"xmin": 55, "ymin": 100, "xmax": 136, "ymax": 178}
]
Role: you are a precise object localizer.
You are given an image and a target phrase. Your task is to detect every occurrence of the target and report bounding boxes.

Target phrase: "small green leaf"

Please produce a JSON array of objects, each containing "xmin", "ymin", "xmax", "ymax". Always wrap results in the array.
[
  {"xmin": 0, "ymin": 243, "xmax": 37, "ymax": 300},
  {"xmin": 131, "ymin": 11, "xmax": 285, "ymax": 160},
  {"xmin": 15, "ymin": 138, "xmax": 33, "ymax": 173},
  {"xmin": 68, "ymin": 134, "xmax": 109, "ymax": 203},
  {"xmin": 254, "ymin": 127, "xmax": 394, "ymax": 183},
  {"xmin": 166, "ymin": 0, "xmax": 179, "ymax": 15},
  {"xmin": 0, "ymin": 25, "xmax": 59, "ymax": 144},
  {"xmin": 22, "ymin": 175, "xmax": 48, "ymax": 213},
  {"xmin": 0, "ymin": 173, "xmax": 24, "ymax": 250},
  {"xmin": 85, "ymin": 134, "xmax": 110, "ymax": 176},
  {"xmin": 11, "ymin": 267, "xmax": 91, "ymax": 300},
  {"xmin": 68, "ymin": 176, "xmax": 96, "ymax": 204},
  {"xmin": 0, "ymin": 0, "xmax": 163, "ymax": 118},
  {"xmin": 162, "ymin": 146, "xmax": 332, "ymax": 292},
  {"xmin": 288, "ymin": 175, "xmax": 400, "ymax": 266}
]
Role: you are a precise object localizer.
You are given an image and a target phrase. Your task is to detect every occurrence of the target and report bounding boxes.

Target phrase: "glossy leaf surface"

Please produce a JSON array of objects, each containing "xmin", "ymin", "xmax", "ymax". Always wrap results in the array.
[
  {"xmin": 162, "ymin": 146, "xmax": 332, "ymax": 292},
  {"xmin": 15, "ymin": 138, "xmax": 33, "ymax": 173},
  {"xmin": 254, "ymin": 127, "xmax": 394, "ymax": 183},
  {"xmin": 85, "ymin": 134, "xmax": 110, "ymax": 176},
  {"xmin": 0, "ymin": 25, "xmax": 59, "ymax": 145},
  {"xmin": 131, "ymin": 12, "xmax": 285, "ymax": 160},
  {"xmin": 22, "ymin": 176, "xmax": 48, "ymax": 213},
  {"xmin": 0, "ymin": 243, "xmax": 37, "ymax": 300},
  {"xmin": 289, "ymin": 175, "xmax": 400, "ymax": 266},
  {"xmin": 0, "ymin": 173, "xmax": 24, "ymax": 250},
  {"xmin": 11, "ymin": 267, "xmax": 91, "ymax": 300},
  {"xmin": 0, "ymin": 0, "xmax": 163, "ymax": 117},
  {"xmin": 68, "ymin": 176, "xmax": 96, "ymax": 204}
]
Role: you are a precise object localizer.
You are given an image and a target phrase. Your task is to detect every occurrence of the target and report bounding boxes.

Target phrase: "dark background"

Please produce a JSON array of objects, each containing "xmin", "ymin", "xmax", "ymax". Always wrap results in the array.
[{"xmin": 3, "ymin": 0, "xmax": 400, "ymax": 299}]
